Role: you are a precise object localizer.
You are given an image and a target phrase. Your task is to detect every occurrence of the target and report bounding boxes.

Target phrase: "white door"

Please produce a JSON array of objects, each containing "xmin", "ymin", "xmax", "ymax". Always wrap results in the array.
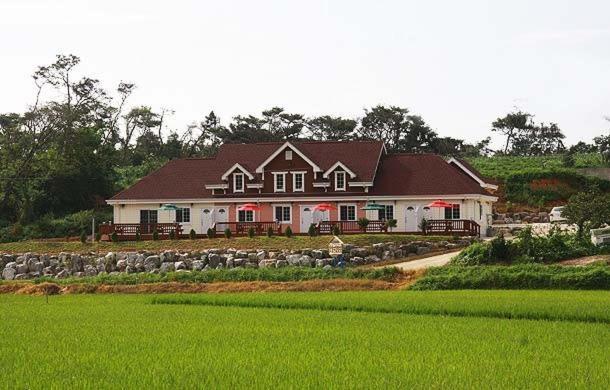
[
  {"xmin": 300, "ymin": 206, "xmax": 313, "ymax": 233},
  {"xmin": 201, "ymin": 208, "xmax": 214, "ymax": 232},
  {"xmin": 215, "ymin": 207, "xmax": 228, "ymax": 232},
  {"xmin": 405, "ymin": 206, "xmax": 418, "ymax": 232}
]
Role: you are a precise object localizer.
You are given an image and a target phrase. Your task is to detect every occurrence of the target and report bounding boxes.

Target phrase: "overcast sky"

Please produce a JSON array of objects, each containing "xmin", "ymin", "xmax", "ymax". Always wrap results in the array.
[{"xmin": 1, "ymin": 0, "xmax": 609, "ymax": 148}]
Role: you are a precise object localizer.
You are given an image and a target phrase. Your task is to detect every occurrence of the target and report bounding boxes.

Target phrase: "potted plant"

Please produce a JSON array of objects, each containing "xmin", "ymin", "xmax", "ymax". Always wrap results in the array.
[
  {"xmin": 418, "ymin": 218, "xmax": 428, "ymax": 235},
  {"xmin": 386, "ymin": 219, "xmax": 397, "ymax": 232},
  {"xmin": 357, "ymin": 217, "xmax": 370, "ymax": 232}
]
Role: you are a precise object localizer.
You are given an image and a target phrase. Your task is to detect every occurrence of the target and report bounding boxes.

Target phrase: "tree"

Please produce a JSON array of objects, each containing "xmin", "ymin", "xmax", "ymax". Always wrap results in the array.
[
  {"xmin": 594, "ymin": 117, "xmax": 610, "ymax": 164},
  {"xmin": 562, "ymin": 190, "xmax": 610, "ymax": 237},
  {"xmin": 262, "ymin": 107, "xmax": 305, "ymax": 140},
  {"xmin": 357, "ymin": 105, "xmax": 437, "ymax": 152},
  {"xmin": 307, "ymin": 116, "xmax": 356, "ymax": 141},
  {"xmin": 491, "ymin": 110, "xmax": 535, "ymax": 154}
]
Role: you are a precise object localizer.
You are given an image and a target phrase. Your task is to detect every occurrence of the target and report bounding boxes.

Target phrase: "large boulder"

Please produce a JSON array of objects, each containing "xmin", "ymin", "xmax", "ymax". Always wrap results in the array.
[
  {"xmin": 160, "ymin": 262, "xmax": 175, "ymax": 273},
  {"xmin": 275, "ymin": 260, "xmax": 288, "ymax": 268},
  {"xmin": 84, "ymin": 265, "xmax": 98, "ymax": 277},
  {"xmin": 174, "ymin": 261, "xmax": 187, "ymax": 271},
  {"xmin": 208, "ymin": 254, "xmax": 225, "ymax": 268},
  {"xmin": 286, "ymin": 254, "xmax": 301, "ymax": 266},
  {"xmin": 315, "ymin": 258, "xmax": 331, "ymax": 268},
  {"xmin": 2, "ymin": 267, "xmax": 16, "ymax": 280},
  {"xmin": 365, "ymin": 255, "xmax": 381, "ymax": 264},
  {"xmin": 235, "ymin": 250, "xmax": 248, "ymax": 259},
  {"xmin": 15, "ymin": 263, "xmax": 28, "ymax": 275},
  {"xmin": 256, "ymin": 251, "xmax": 267, "ymax": 261},
  {"xmin": 144, "ymin": 256, "xmax": 160, "ymax": 272},
  {"xmin": 28, "ymin": 261, "xmax": 44, "ymax": 274},
  {"xmin": 116, "ymin": 259, "xmax": 127, "ymax": 272},
  {"xmin": 191, "ymin": 260, "xmax": 205, "ymax": 271},
  {"xmin": 258, "ymin": 259, "xmax": 276, "ymax": 268},
  {"xmin": 299, "ymin": 255, "xmax": 314, "ymax": 267}
]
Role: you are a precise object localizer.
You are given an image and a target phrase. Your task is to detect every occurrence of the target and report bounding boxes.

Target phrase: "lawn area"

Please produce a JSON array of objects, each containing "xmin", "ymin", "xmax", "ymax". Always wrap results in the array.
[
  {"xmin": 1, "ymin": 291, "xmax": 609, "ymax": 388},
  {"xmin": 0, "ymin": 234, "xmax": 446, "ymax": 254}
]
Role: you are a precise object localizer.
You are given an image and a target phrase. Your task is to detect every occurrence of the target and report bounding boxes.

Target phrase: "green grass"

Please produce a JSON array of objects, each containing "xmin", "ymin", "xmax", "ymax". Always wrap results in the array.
[
  {"xmin": 25, "ymin": 267, "xmax": 400, "ymax": 285},
  {"xmin": 1, "ymin": 292, "xmax": 609, "ymax": 388},
  {"xmin": 410, "ymin": 264, "xmax": 610, "ymax": 290},
  {"xmin": 153, "ymin": 290, "xmax": 610, "ymax": 324},
  {"xmin": 0, "ymin": 233, "xmax": 447, "ymax": 254},
  {"xmin": 466, "ymin": 153, "xmax": 605, "ymax": 180}
]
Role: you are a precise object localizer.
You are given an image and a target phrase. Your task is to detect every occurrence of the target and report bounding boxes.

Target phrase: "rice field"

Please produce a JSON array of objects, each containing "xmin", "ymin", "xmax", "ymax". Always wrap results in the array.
[{"xmin": 1, "ymin": 291, "xmax": 609, "ymax": 388}]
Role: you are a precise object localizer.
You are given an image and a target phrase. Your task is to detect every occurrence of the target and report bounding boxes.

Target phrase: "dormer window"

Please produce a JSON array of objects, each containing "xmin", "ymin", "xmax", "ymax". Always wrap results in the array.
[
  {"xmin": 335, "ymin": 171, "xmax": 346, "ymax": 191},
  {"xmin": 273, "ymin": 172, "xmax": 287, "ymax": 192},
  {"xmin": 293, "ymin": 171, "xmax": 305, "ymax": 192},
  {"xmin": 233, "ymin": 173, "xmax": 244, "ymax": 193}
]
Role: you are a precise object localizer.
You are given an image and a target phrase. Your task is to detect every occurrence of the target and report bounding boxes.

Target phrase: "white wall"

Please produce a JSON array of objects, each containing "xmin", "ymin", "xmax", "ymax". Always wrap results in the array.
[{"xmin": 113, "ymin": 203, "xmax": 216, "ymax": 234}]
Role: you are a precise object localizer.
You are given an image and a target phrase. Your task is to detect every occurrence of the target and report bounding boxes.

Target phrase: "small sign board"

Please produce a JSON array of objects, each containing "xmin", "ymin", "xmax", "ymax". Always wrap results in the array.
[{"xmin": 329, "ymin": 236, "xmax": 345, "ymax": 256}]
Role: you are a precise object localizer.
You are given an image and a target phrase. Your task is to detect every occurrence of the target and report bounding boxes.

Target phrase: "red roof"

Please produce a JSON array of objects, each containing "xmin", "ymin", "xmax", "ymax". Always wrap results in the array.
[
  {"xmin": 368, "ymin": 154, "xmax": 490, "ymax": 196},
  {"xmin": 110, "ymin": 142, "xmax": 492, "ymax": 201},
  {"xmin": 214, "ymin": 140, "xmax": 383, "ymax": 181}
]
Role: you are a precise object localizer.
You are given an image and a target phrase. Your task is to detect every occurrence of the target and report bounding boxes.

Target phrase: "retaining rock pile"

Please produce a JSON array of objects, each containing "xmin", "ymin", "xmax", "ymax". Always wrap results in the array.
[{"xmin": 0, "ymin": 240, "xmax": 470, "ymax": 280}]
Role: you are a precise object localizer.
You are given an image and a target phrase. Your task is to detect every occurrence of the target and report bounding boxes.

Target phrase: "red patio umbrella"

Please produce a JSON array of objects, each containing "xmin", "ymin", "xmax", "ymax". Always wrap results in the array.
[
  {"xmin": 237, "ymin": 203, "xmax": 261, "ymax": 211},
  {"xmin": 313, "ymin": 203, "xmax": 337, "ymax": 211},
  {"xmin": 426, "ymin": 200, "xmax": 454, "ymax": 208}
]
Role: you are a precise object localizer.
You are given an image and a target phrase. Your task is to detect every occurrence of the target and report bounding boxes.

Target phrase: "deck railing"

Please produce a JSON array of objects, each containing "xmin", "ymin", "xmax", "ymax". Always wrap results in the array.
[
  {"xmin": 317, "ymin": 220, "xmax": 389, "ymax": 234},
  {"xmin": 99, "ymin": 223, "xmax": 182, "ymax": 240},
  {"xmin": 215, "ymin": 221, "xmax": 283, "ymax": 236},
  {"xmin": 423, "ymin": 219, "xmax": 480, "ymax": 236}
]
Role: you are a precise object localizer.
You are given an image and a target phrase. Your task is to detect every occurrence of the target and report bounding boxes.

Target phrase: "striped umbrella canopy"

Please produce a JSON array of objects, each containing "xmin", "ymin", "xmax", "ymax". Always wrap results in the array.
[
  {"xmin": 427, "ymin": 200, "xmax": 454, "ymax": 208},
  {"xmin": 159, "ymin": 204, "xmax": 180, "ymax": 211}
]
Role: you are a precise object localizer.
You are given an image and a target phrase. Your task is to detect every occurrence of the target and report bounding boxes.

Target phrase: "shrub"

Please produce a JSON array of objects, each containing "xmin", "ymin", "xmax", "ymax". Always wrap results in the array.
[
  {"xmin": 95, "ymin": 232, "xmax": 101, "ymax": 242},
  {"xmin": 152, "ymin": 229, "xmax": 159, "ymax": 241},
  {"xmin": 207, "ymin": 228, "xmax": 215, "ymax": 239},
  {"xmin": 111, "ymin": 231, "xmax": 119, "ymax": 243},
  {"xmin": 80, "ymin": 230, "xmax": 87, "ymax": 243},
  {"xmin": 308, "ymin": 224, "xmax": 317, "ymax": 237},
  {"xmin": 331, "ymin": 224, "xmax": 341, "ymax": 236},
  {"xmin": 189, "ymin": 229, "xmax": 196, "ymax": 239},
  {"xmin": 267, "ymin": 227, "xmax": 274, "ymax": 238},
  {"xmin": 453, "ymin": 228, "xmax": 598, "ymax": 265},
  {"xmin": 411, "ymin": 264, "xmax": 610, "ymax": 290},
  {"xmin": 418, "ymin": 218, "xmax": 428, "ymax": 233},
  {"xmin": 357, "ymin": 218, "xmax": 370, "ymax": 231},
  {"xmin": 169, "ymin": 230, "xmax": 176, "ymax": 240},
  {"xmin": 224, "ymin": 228, "xmax": 232, "ymax": 239},
  {"xmin": 248, "ymin": 227, "xmax": 255, "ymax": 238},
  {"xmin": 285, "ymin": 226, "xmax": 293, "ymax": 238},
  {"xmin": 386, "ymin": 219, "xmax": 397, "ymax": 231},
  {"xmin": 135, "ymin": 231, "xmax": 141, "ymax": 241}
]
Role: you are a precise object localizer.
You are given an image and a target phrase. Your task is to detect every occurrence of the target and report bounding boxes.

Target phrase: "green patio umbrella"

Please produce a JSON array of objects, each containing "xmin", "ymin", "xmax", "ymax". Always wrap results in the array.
[
  {"xmin": 159, "ymin": 204, "xmax": 180, "ymax": 211},
  {"xmin": 361, "ymin": 203, "xmax": 386, "ymax": 211},
  {"xmin": 159, "ymin": 204, "xmax": 179, "ymax": 223}
]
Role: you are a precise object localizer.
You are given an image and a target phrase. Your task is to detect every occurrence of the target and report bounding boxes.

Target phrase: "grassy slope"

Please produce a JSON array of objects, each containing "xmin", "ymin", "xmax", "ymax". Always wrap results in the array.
[
  {"xmin": 1, "ymin": 292, "xmax": 609, "ymax": 388},
  {"xmin": 0, "ymin": 234, "xmax": 447, "ymax": 254},
  {"xmin": 466, "ymin": 153, "xmax": 604, "ymax": 180}
]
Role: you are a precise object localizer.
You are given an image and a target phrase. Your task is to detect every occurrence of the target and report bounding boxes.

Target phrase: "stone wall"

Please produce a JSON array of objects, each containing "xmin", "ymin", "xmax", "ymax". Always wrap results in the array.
[{"xmin": 1, "ymin": 240, "xmax": 471, "ymax": 280}]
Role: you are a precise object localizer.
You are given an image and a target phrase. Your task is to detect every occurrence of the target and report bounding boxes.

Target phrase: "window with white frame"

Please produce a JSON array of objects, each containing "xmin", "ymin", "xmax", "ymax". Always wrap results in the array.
[
  {"xmin": 238, "ymin": 209, "xmax": 254, "ymax": 222},
  {"xmin": 285, "ymin": 150, "xmax": 293, "ymax": 160},
  {"xmin": 293, "ymin": 172, "xmax": 304, "ymax": 192},
  {"xmin": 339, "ymin": 205, "xmax": 356, "ymax": 221},
  {"xmin": 377, "ymin": 205, "xmax": 394, "ymax": 221},
  {"xmin": 233, "ymin": 173, "xmax": 244, "ymax": 192},
  {"xmin": 176, "ymin": 207, "xmax": 191, "ymax": 223},
  {"xmin": 274, "ymin": 205, "xmax": 291, "ymax": 223},
  {"xmin": 140, "ymin": 210, "xmax": 158, "ymax": 224},
  {"xmin": 273, "ymin": 172, "xmax": 286, "ymax": 192},
  {"xmin": 335, "ymin": 171, "xmax": 346, "ymax": 191},
  {"xmin": 444, "ymin": 204, "xmax": 461, "ymax": 220}
]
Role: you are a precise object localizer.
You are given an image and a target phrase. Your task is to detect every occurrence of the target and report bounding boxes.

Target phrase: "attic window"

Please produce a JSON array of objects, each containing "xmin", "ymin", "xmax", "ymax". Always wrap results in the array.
[{"xmin": 285, "ymin": 150, "xmax": 293, "ymax": 160}]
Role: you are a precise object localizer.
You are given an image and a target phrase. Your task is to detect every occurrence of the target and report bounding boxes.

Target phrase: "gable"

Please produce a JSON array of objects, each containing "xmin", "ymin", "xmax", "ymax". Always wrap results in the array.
[{"xmin": 255, "ymin": 142, "xmax": 321, "ymax": 173}]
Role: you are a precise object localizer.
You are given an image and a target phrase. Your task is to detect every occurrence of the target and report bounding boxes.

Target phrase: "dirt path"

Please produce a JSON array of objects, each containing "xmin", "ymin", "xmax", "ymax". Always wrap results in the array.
[{"xmin": 389, "ymin": 251, "xmax": 459, "ymax": 271}]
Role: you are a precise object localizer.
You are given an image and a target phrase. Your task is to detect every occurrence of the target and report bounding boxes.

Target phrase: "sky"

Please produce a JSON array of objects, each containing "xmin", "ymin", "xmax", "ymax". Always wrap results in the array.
[{"xmin": 1, "ymin": 0, "xmax": 609, "ymax": 148}]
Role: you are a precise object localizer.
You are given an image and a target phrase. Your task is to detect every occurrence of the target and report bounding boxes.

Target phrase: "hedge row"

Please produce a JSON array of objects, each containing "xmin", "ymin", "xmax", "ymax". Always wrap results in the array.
[{"xmin": 410, "ymin": 264, "xmax": 610, "ymax": 290}]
